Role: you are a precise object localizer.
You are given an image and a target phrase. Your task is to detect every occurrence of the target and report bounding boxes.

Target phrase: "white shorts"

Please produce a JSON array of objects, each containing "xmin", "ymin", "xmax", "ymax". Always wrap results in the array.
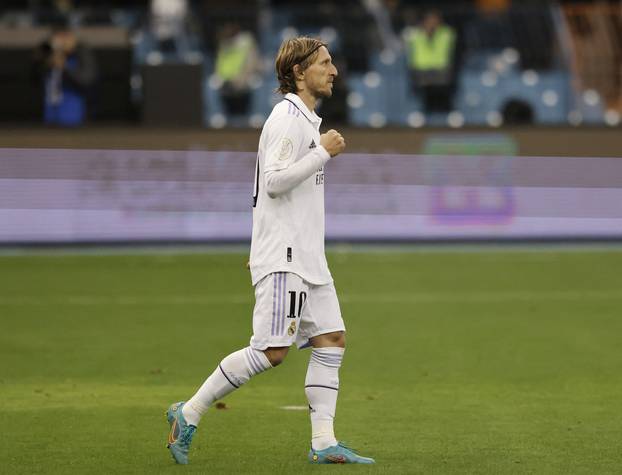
[{"xmin": 249, "ymin": 272, "xmax": 345, "ymax": 350}]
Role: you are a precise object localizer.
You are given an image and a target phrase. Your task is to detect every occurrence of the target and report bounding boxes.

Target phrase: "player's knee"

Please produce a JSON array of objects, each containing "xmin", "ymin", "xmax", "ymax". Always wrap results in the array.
[
  {"xmin": 329, "ymin": 331, "xmax": 346, "ymax": 348},
  {"xmin": 263, "ymin": 347, "xmax": 289, "ymax": 366},
  {"xmin": 312, "ymin": 330, "xmax": 346, "ymax": 348}
]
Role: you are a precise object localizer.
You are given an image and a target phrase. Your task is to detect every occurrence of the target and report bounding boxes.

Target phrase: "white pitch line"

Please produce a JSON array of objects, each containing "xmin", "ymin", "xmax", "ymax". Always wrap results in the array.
[
  {"xmin": 0, "ymin": 290, "xmax": 620, "ymax": 306},
  {"xmin": 279, "ymin": 406, "xmax": 308, "ymax": 411},
  {"xmin": 0, "ymin": 294, "xmax": 250, "ymax": 306},
  {"xmin": 339, "ymin": 290, "xmax": 622, "ymax": 304}
]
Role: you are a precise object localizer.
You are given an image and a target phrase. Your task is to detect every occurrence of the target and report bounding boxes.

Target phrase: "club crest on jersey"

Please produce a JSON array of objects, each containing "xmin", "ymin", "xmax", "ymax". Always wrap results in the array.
[
  {"xmin": 278, "ymin": 138, "xmax": 293, "ymax": 161},
  {"xmin": 287, "ymin": 321, "xmax": 297, "ymax": 336}
]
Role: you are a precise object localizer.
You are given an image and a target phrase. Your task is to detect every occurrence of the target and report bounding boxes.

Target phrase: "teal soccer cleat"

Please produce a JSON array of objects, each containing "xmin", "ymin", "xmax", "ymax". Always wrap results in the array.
[
  {"xmin": 309, "ymin": 442, "xmax": 375, "ymax": 464},
  {"xmin": 166, "ymin": 401, "xmax": 197, "ymax": 465}
]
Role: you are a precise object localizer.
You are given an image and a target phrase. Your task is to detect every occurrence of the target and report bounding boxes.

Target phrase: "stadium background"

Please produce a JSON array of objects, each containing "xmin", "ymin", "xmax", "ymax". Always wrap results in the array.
[
  {"xmin": 1, "ymin": 0, "xmax": 622, "ymax": 244},
  {"xmin": 1, "ymin": 1, "xmax": 622, "ymax": 474}
]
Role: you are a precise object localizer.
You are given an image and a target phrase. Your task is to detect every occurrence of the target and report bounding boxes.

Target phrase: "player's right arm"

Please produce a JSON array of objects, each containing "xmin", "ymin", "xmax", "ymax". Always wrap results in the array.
[
  {"xmin": 263, "ymin": 121, "xmax": 345, "ymax": 198},
  {"xmin": 319, "ymin": 130, "xmax": 346, "ymax": 157}
]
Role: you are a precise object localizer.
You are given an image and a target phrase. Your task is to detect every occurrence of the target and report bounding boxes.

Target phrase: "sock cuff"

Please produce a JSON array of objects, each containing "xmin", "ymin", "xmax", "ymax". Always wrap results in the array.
[
  {"xmin": 244, "ymin": 346, "xmax": 272, "ymax": 375},
  {"xmin": 310, "ymin": 347, "xmax": 344, "ymax": 368}
]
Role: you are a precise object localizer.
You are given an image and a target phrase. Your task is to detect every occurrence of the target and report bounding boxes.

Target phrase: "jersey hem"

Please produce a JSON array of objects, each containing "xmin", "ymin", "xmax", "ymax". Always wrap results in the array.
[{"xmin": 251, "ymin": 268, "xmax": 333, "ymax": 287}]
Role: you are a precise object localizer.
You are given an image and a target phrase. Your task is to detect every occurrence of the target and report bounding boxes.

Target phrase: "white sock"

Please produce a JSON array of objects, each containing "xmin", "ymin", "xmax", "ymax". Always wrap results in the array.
[
  {"xmin": 305, "ymin": 347, "xmax": 344, "ymax": 450},
  {"xmin": 182, "ymin": 347, "xmax": 272, "ymax": 426}
]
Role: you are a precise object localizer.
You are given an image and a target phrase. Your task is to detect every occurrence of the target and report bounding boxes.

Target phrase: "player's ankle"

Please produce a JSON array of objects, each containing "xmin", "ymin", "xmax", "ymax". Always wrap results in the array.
[
  {"xmin": 182, "ymin": 402, "xmax": 202, "ymax": 426},
  {"xmin": 312, "ymin": 436, "xmax": 338, "ymax": 451}
]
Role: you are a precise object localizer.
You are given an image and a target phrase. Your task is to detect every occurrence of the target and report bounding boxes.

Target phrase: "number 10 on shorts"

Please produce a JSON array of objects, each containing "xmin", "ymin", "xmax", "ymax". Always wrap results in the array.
[{"xmin": 287, "ymin": 291, "xmax": 307, "ymax": 319}]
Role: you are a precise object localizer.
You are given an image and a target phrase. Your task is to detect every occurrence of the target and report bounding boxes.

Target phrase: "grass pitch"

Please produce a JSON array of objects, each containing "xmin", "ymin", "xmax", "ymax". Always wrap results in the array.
[{"xmin": 1, "ymin": 248, "xmax": 621, "ymax": 474}]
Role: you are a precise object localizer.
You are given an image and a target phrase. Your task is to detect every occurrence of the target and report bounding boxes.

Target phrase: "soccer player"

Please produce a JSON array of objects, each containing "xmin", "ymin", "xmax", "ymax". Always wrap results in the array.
[{"xmin": 166, "ymin": 37, "xmax": 375, "ymax": 465}]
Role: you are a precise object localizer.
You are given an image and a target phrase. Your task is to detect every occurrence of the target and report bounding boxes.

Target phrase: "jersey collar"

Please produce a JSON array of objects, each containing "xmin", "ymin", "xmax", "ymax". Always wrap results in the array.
[{"xmin": 284, "ymin": 93, "xmax": 322, "ymax": 127}]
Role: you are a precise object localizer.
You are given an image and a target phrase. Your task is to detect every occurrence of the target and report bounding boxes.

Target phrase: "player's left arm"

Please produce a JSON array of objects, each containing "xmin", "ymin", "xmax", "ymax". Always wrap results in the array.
[
  {"xmin": 264, "ymin": 126, "xmax": 344, "ymax": 198},
  {"xmin": 265, "ymin": 148, "xmax": 330, "ymax": 197}
]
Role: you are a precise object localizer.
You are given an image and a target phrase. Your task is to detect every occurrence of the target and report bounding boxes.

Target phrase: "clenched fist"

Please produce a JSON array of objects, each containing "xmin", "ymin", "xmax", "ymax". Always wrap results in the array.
[{"xmin": 320, "ymin": 129, "xmax": 346, "ymax": 157}]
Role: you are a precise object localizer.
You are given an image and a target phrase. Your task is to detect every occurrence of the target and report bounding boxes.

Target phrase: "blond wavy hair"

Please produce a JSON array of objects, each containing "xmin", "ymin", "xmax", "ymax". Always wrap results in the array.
[{"xmin": 275, "ymin": 37, "xmax": 327, "ymax": 95}]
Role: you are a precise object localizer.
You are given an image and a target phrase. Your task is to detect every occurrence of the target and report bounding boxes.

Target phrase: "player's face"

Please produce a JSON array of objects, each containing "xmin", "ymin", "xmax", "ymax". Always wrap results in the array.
[{"xmin": 302, "ymin": 46, "xmax": 338, "ymax": 98}]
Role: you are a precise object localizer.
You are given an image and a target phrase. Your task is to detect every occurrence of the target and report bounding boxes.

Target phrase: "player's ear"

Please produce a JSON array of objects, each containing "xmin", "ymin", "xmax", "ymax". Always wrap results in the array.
[{"xmin": 293, "ymin": 64, "xmax": 304, "ymax": 81}]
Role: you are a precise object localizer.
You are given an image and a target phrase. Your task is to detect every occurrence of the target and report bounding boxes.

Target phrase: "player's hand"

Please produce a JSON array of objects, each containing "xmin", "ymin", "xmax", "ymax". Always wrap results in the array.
[{"xmin": 320, "ymin": 129, "xmax": 346, "ymax": 157}]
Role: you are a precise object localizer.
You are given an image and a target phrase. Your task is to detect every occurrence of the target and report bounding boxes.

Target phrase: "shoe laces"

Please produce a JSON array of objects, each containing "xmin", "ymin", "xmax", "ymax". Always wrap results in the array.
[{"xmin": 180, "ymin": 425, "xmax": 196, "ymax": 447}]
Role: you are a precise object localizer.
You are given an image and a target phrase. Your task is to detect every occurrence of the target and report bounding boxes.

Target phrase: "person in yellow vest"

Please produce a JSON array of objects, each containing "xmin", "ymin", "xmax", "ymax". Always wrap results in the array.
[
  {"xmin": 404, "ymin": 10, "xmax": 456, "ymax": 113},
  {"xmin": 215, "ymin": 22, "xmax": 261, "ymax": 118}
]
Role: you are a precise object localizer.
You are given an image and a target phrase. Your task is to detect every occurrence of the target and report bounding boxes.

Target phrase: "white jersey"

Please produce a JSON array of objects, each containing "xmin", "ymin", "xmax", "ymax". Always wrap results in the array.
[{"xmin": 250, "ymin": 93, "xmax": 332, "ymax": 286}]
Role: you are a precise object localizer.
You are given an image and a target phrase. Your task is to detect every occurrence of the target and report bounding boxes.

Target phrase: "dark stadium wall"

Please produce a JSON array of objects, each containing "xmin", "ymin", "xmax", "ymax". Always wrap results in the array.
[{"xmin": 0, "ymin": 127, "xmax": 621, "ymax": 157}]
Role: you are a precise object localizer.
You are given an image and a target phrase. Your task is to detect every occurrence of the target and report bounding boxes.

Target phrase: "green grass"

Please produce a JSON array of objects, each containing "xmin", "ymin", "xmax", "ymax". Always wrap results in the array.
[{"xmin": 1, "ymin": 249, "xmax": 621, "ymax": 474}]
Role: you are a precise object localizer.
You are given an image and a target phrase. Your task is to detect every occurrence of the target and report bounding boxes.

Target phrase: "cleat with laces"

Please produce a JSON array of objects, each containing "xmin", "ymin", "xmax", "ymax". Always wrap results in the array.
[
  {"xmin": 166, "ymin": 401, "xmax": 197, "ymax": 464},
  {"xmin": 308, "ymin": 442, "xmax": 375, "ymax": 464}
]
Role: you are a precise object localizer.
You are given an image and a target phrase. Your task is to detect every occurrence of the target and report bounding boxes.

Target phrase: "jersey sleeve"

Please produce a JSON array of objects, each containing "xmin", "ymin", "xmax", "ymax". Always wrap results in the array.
[
  {"xmin": 263, "ymin": 115, "xmax": 305, "ymax": 172},
  {"xmin": 264, "ymin": 146, "xmax": 330, "ymax": 197}
]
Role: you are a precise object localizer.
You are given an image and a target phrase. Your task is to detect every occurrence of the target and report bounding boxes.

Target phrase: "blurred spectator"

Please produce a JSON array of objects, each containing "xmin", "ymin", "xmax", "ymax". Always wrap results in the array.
[
  {"xmin": 197, "ymin": 1, "xmax": 258, "ymax": 54},
  {"xmin": 214, "ymin": 22, "xmax": 261, "ymax": 117},
  {"xmin": 404, "ymin": 10, "xmax": 456, "ymax": 113},
  {"xmin": 32, "ymin": 23, "xmax": 97, "ymax": 126},
  {"xmin": 149, "ymin": 0, "xmax": 192, "ymax": 58}
]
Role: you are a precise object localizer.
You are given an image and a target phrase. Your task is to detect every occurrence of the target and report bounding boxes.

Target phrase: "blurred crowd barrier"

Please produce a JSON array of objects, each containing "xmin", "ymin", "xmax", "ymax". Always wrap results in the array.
[
  {"xmin": 0, "ymin": 1, "xmax": 620, "ymax": 128},
  {"xmin": 2, "ymin": 141, "xmax": 622, "ymax": 244}
]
